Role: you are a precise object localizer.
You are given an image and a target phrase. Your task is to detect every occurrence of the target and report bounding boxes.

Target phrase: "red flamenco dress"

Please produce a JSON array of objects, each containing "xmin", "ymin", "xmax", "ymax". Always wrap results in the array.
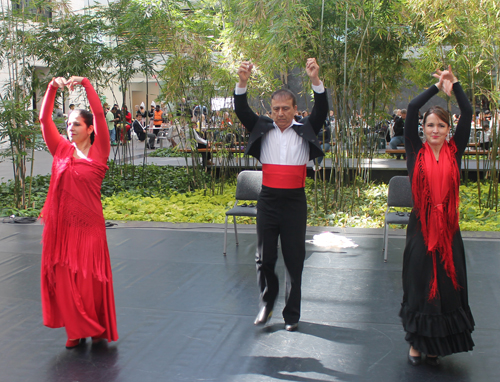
[{"xmin": 39, "ymin": 79, "xmax": 118, "ymax": 342}]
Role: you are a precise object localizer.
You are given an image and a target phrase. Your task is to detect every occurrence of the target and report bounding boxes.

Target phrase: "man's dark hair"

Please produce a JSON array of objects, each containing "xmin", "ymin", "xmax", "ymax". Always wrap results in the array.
[
  {"xmin": 136, "ymin": 112, "xmax": 142, "ymax": 117},
  {"xmin": 271, "ymin": 89, "xmax": 297, "ymax": 107}
]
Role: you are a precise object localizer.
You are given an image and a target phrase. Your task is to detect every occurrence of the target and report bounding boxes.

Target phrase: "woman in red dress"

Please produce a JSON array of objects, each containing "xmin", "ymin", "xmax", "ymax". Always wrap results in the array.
[{"xmin": 39, "ymin": 76, "xmax": 118, "ymax": 349}]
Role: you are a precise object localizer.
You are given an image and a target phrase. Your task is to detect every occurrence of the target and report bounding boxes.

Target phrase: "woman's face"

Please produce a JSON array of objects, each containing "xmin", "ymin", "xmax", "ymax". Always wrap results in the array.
[
  {"xmin": 67, "ymin": 112, "xmax": 93, "ymax": 144},
  {"xmin": 423, "ymin": 113, "xmax": 450, "ymax": 148}
]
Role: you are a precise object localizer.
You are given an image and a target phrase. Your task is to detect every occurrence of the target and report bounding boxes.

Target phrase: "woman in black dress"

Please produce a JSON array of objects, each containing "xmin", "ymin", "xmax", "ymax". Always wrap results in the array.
[{"xmin": 400, "ymin": 67, "xmax": 474, "ymax": 366}]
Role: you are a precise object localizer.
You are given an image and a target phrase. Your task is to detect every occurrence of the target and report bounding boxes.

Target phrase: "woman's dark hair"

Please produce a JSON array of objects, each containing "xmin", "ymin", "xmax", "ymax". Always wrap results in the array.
[
  {"xmin": 423, "ymin": 106, "xmax": 450, "ymax": 127},
  {"xmin": 73, "ymin": 109, "xmax": 95, "ymax": 144}
]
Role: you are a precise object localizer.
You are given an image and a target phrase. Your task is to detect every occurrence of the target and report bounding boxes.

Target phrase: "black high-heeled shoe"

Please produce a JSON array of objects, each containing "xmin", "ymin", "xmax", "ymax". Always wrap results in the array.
[
  {"xmin": 426, "ymin": 356, "xmax": 440, "ymax": 366},
  {"xmin": 408, "ymin": 349, "xmax": 421, "ymax": 366}
]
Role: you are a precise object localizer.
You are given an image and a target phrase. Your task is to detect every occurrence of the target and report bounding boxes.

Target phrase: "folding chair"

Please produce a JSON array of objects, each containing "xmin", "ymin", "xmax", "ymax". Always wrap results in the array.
[
  {"xmin": 382, "ymin": 176, "xmax": 413, "ymax": 262},
  {"xmin": 223, "ymin": 170, "xmax": 262, "ymax": 255}
]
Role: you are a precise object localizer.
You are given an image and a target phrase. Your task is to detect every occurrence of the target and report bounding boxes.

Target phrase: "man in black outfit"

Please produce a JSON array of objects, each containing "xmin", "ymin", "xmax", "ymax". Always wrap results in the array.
[{"xmin": 234, "ymin": 58, "xmax": 328, "ymax": 331}]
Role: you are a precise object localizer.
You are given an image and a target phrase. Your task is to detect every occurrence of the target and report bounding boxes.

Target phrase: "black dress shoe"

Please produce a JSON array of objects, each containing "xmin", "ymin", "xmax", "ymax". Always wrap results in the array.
[
  {"xmin": 285, "ymin": 323, "xmax": 298, "ymax": 332},
  {"xmin": 426, "ymin": 356, "xmax": 440, "ymax": 366},
  {"xmin": 408, "ymin": 352, "xmax": 421, "ymax": 366},
  {"xmin": 254, "ymin": 306, "xmax": 273, "ymax": 325}
]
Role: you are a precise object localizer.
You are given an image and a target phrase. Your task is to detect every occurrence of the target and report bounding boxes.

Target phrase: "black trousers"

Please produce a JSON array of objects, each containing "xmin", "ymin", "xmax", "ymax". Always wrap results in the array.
[{"xmin": 256, "ymin": 185, "xmax": 307, "ymax": 324}]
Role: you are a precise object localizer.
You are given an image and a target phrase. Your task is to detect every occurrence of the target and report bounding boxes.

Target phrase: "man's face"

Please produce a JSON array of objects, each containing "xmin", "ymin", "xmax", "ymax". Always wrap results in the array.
[{"xmin": 271, "ymin": 96, "xmax": 297, "ymax": 130}]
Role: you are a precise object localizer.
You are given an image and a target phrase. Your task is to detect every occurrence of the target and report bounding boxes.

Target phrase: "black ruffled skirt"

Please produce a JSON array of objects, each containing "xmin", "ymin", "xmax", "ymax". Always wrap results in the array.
[{"xmin": 399, "ymin": 211, "xmax": 475, "ymax": 356}]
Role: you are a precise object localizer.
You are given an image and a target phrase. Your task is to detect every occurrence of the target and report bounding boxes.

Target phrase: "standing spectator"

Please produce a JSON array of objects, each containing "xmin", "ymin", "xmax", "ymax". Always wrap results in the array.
[
  {"xmin": 112, "ymin": 105, "xmax": 122, "ymax": 143},
  {"xmin": 122, "ymin": 105, "xmax": 132, "ymax": 140},
  {"xmin": 314, "ymin": 125, "xmax": 332, "ymax": 170},
  {"xmin": 104, "ymin": 103, "xmax": 116, "ymax": 146},
  {"xmin": 153, "ymin": 104, "xmax": 163, "ymax": 137},
  {"xmin": 479, "ymin": 124, "xmax": 490, "ymax": 150},
  {"xmin": 67, "ymin": 103, "xmax": 75, "ymax": 121},
  {"xmin": 139, "ymin": 104, "xmax": 147, "ymax": 119}
]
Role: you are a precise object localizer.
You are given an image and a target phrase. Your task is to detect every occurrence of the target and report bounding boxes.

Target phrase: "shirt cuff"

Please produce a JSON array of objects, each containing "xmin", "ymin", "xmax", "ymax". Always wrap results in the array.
[
  {"xmin": 312, "ymin": 81, "xmax": 325, "ymax": 94},
  {"xmin": 235, "ymin": 84, "xmax": 247, "ymax": 95}
]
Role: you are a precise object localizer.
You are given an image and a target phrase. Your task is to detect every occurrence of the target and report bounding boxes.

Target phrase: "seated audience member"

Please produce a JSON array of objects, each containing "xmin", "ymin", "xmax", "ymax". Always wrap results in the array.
[
  {"xmin": 389, "ymin": 108, "xmax": 406, "ymax": 159},
  {"xmin": 133, "ymin": 113, "xmax": 156, "ymax": 149},
  {"xmin": 186, "ymin": 122, "xmax": 211, "ymax": 167}
]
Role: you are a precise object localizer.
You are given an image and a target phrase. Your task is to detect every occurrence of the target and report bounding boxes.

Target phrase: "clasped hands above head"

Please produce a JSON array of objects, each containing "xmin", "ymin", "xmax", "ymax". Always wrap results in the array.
[
  {"xmin": 433, "ymin": 65, "xmax": 458, "ymax": 97},
  {"xmin": 50, "ymin": 76, "xmax": 85, "ymax": 91}
]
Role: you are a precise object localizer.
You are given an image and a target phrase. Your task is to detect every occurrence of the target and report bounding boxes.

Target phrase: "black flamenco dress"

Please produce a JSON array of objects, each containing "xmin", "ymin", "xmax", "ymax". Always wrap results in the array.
[{"xmin": 399, "ymin": 82, "xmax": 475, "ymax": 356}]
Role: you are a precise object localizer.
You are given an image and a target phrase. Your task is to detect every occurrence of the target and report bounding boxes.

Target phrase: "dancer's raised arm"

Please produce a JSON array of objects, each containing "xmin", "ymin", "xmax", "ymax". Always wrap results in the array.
[
  {"xmin": 433, "ymin": 67, "xmax": 472, "ymax": 154},
  {"xmin": 66, "ymin": 76, "xmax": 109, "ymax": 162},
  {"xmin": 39, "ymin": 77, "xmax": 66, "ymax": 155}
]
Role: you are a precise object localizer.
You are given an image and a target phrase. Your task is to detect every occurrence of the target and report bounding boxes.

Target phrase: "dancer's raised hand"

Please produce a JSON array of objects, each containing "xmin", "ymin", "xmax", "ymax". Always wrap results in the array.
[
  {"xmin": 237, "ymin": 61, "xmax": 253, "ymax": 88},
  {"xmin": 66, "ymin": 76, "xmax": 85, "ymax": 91},
  {"xmin": 433, "ymin": 65, "xmax": 458, "ymax": 96},
  {"xmin": 50, "ymin": 77, "xmax": 67, "ymax": 90},
  {"xmin": 305, "ymin": 58, "xmax": 321, "ymax": 86}
]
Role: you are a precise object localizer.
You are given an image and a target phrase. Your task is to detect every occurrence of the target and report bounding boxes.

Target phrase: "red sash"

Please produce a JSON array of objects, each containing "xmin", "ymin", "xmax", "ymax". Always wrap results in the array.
[{"xmin": 262, "ymin": 164, "xmax": 307, "ymax": 189}]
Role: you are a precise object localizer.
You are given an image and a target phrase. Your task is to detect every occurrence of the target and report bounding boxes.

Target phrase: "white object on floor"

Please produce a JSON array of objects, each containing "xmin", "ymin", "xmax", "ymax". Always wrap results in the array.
[{"xmin": 306, "ymin": 232, "xmax": 358, "ymax": 249}]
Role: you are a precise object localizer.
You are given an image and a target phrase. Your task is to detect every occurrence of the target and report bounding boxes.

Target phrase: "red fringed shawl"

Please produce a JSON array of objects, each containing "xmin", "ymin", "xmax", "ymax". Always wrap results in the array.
[{"xmin": 412, "ymin": 140, "xmax": 461, "ymax": 301}]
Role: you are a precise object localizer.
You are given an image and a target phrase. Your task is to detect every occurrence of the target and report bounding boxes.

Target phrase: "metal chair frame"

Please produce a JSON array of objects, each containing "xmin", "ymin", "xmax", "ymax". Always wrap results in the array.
[
  {"xmin": 223, "ymin": 170, "xmax": 262, "ymax": 255},
  {"xmin": 382, "ymin": 176, "xmax": 413, "ymax": 262}
]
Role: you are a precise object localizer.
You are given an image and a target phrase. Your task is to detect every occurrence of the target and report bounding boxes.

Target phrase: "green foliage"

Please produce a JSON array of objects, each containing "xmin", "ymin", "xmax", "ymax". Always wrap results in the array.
[
  {"xmin": 0, "ymin": 174, "xmax": 50, "ymax": 217},
  {"xmin": 102, "ymin": 187, "xmax": 249, "ymax": 224},
  {"xmin": 31, "ymin": 12, "xmax": 110, "ymax": 83},
  {"xmin": 459, "ymin": 182, "xmax": 500, "ymax": 231},
  {"xmin": 306, "ymin": 178, "xmax": 389, "ymax": 228},
  {"xmin": 149, "ymin": 148, "xmax": 187, "ymax": 158},
  {"xmin": 1, "ymin": 169, "xmax": 498, "ymax": 231},
  {"xmin": 102, "ymin": 163, "xmax": 210, "ymax": 197}
]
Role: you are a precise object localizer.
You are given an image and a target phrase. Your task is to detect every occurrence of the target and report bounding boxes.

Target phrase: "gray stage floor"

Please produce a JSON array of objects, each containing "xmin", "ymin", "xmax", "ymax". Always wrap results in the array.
[{"xmin": 0, "ymin": 222, "xmax": 499, "ymax": 382}]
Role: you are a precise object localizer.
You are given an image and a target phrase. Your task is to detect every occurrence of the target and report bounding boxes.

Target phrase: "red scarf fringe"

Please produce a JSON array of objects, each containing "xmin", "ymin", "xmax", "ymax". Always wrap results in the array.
[{"xmin": 412, "ymin": 140, "xmax": 460, "ymax": 301}]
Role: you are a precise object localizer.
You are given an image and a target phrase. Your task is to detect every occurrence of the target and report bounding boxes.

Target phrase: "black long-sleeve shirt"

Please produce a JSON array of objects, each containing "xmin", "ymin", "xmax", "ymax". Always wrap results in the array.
[
  {"xmin": 393, "ymin": 116, "xmax": 405, "ymax": 137},
  {"xmin": 405, "ymin": 83, "xmax": 472, "ymax": 180}
]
